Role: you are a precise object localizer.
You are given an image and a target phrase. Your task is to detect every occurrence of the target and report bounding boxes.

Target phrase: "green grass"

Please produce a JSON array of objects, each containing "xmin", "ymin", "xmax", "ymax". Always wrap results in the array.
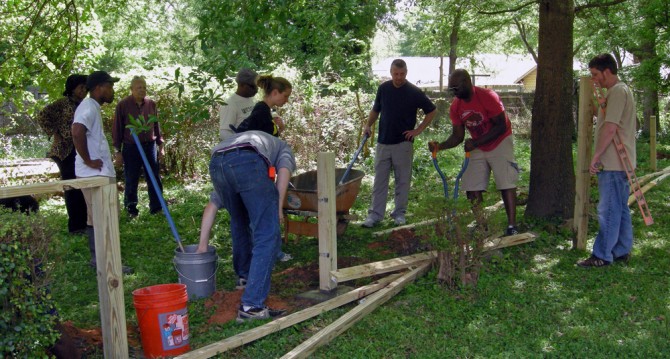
[{"xmin": 31, "ymin": 134, "xmax": 670, "ymax": 357}]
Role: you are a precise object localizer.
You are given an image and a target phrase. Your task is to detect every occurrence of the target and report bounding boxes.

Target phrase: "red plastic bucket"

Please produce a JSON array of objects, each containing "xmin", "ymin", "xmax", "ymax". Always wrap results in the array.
[{"xmin": 132, "ymin": 284, "xmax": 190, "ymax": 358}]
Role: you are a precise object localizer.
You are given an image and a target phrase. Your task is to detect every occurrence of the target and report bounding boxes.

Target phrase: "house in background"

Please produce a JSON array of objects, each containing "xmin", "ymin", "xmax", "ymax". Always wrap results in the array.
[{"xmin": 372, "ymin": 54, "xmax": 542, "ymax": 92}]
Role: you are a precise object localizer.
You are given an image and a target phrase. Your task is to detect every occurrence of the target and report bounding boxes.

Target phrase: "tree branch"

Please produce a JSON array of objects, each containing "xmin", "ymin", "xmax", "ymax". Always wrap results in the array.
[
  {"xmin": 477, "ymin": 0, "xmax": 538, "ymax": 15},
  {"xmin": 574, "ymin": 0, "xmax": 628, "ymax": 14},
  {"xmin": 513, "ymin": 17, "xmax": 538, "ymax": 63}
]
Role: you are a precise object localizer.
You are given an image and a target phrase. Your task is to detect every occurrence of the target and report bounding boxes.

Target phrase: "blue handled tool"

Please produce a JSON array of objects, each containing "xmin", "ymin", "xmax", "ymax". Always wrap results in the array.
[
  {"xmin": 339, "ymin": 133, "xmax": 369, "ymax": 185},
  {"xmin": 129, "ymin": 128, "xmax": 185, "ymax": 253},
  {"xmin": 453, "ymin": 152, "xmax": 470, "ymax": 201},
  {"xmin": 431, "ymin": 146, "xmax": 449, "ymax": 198}
]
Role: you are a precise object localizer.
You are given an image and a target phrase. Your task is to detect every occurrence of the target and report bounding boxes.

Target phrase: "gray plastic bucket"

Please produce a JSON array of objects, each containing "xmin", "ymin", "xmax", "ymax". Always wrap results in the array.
[{"xmin": 173, "ymin": 244, "xmax": 218, "ymax": 300}]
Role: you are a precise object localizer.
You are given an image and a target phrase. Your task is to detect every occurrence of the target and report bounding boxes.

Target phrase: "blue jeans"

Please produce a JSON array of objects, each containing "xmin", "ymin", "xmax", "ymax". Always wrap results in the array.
[
  {"xmin": 592, "ymin": 171, "xmax": 633, "ymax": 262},
  {"xmin": 210, "ymin": 149, "xmax": 280, "ymax": 308},
  {"xmin": 122, "ymin": 141, "xmax": 163, "ymax": 214}
]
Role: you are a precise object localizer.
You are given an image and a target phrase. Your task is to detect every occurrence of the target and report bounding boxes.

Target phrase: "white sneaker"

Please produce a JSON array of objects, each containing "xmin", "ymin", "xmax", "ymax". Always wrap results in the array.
[
  {"xmin": 279, "ymin": 253, "xmax": 293, "ymax": 262},
  {"xmin": 394, "ymin": 216, "xmax": 406, "ymax": 226},
  {"xmin": 361, "ymin": 218, "xmax": 378, "ymax": 228}
]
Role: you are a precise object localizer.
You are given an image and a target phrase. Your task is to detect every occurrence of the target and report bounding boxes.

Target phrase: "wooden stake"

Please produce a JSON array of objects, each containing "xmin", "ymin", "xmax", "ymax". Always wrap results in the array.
[
  {"xmin": 175, "ymin": 273, "xmax": 403, "ymax": 359},
  {"xmin": 331, "ymin": 251, "xmax": 436, "ymax": 283},
  {"xmin": 573, "ymin": 76, "xmax": 594, "ymax": 250},
  {"xmin": 91, "ymin": 182, "xmax": 129, "ymax": 359},
  {"xmin": 280, "ymin": 262, "xmax": 431, "ymax": 359},
  {"xmin": 317, "ymin": 153, "xmax": 337, "ymax": 292}
]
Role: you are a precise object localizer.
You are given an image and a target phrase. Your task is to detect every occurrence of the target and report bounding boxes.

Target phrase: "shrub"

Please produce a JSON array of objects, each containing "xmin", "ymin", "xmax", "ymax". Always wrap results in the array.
[
  {"xmin": 280, "ymin": 77, "xmax": 375, "ymax": 171},
  {"xmin": 418, "ymin": 196, "xmax": 492, "ymax": 290},
  {"xmin": 0, "ymin": 208, "xmax": 60, "ymax": 357}
]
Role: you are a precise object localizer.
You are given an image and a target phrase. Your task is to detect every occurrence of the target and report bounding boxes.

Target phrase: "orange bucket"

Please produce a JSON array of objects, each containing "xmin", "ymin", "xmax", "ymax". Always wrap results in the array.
[{"xmin": 132, "ymin": 284, "xmax": 190, "ymax": 358}]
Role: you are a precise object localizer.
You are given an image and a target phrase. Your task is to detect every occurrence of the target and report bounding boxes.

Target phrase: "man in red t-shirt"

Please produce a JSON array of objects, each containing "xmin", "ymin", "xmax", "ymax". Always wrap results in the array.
[{"xmin": 429, "ymin": 69, "xmax": 520, "ymax": 236}]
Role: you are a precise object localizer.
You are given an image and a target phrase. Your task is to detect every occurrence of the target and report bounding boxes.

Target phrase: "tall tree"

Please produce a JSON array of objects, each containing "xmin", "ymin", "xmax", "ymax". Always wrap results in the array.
[
  {"xmin": 526, "ymin": 0, "xmax": 576, "ymax": 219},
  {"xmin": 195, "ymin": 0, "xmax": 395, "ymax": 88}
]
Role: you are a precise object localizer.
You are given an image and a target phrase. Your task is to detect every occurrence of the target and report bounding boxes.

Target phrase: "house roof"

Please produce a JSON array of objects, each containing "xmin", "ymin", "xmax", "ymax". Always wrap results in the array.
[{"xmin": 372, "ymin": 55, "xmax": 537, "ymax": 88}]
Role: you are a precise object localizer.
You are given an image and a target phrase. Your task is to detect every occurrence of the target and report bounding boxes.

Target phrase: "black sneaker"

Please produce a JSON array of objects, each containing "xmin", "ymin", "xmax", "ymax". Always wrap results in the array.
[
  {"xmin": 504, "ymin": 226, "xmax": 519, "ymax": 236},
  {"xmin": 577, "ymin": 255, "xmax": 610, "ymax": 268},
  {"xmin": 236, "ymin": 305, "xmax": 286, "ymax": 323}
]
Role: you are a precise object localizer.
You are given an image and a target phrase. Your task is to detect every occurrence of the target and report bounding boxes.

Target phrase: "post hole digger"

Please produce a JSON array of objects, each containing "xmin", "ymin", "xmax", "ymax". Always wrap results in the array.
[{"xmin": 430, "ymin": 143, "xmax": 470, "ymax": 202}]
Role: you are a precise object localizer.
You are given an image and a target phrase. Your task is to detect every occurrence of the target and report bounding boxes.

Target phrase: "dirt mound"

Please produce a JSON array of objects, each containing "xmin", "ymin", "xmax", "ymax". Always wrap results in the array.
[
  {"xmin": 204, "ymin": 289, "xmax": 294, "ymax": 326},
  {"xmin": 368, "ymin": 228, "xmax": 430, "ymax": 257}
]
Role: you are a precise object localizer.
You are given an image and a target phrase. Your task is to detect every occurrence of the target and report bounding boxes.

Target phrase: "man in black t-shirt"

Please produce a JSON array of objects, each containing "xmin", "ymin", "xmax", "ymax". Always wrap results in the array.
[{"xmin": 362, "ymin": 59, "xmax": 437, "ymax": 227}]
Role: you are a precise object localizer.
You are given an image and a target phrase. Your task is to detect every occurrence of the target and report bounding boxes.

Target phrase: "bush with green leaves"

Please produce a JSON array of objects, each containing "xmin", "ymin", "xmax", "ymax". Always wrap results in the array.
[
  {"xmin": 0, "ymin": 209, "xmax": 60, "ymax": 357},
  {"xmin": 417, "ymin": 196, "xmax": 494, "ymax": 290}
]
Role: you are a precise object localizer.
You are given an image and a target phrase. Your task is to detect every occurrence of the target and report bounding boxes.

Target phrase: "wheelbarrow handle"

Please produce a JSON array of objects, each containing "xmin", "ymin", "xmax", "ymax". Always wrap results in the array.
[{"xmin": 339, "ymin": 133, "xmax": 369, "ymax": 185}]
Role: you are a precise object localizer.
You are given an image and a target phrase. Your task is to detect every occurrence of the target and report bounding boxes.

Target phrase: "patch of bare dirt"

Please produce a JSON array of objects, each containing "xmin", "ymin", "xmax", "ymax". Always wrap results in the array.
[
  {"xmin": 204, "ymin": 289, "xmax": 294, "ymax": 326},
  {"xmin": 368, "ymin": 228, "xmax": 431, "ymax": 257}
]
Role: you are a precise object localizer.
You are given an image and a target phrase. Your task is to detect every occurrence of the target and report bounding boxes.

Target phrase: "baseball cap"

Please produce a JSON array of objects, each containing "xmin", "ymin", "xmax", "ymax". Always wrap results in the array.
[
  {"xmin": 235, "ymin": 68, "xmax": 258, "ymax": 86},
  {"xmin": 86, "ymin": 71, "xmax": 120, "ymax": 91}
]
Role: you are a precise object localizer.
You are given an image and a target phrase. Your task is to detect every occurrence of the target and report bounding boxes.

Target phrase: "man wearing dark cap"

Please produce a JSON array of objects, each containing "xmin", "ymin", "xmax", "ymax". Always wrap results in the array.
[
  {"xmin": 219, "ymin": 68, "xmax": 258, "ymax": 140},
  {"xmin": 37, "ymin": 74, "xmax": 89, "ymax": 234},
  {"xmin": 72, "ymin": 70, "xmax": 132, "ymax": 274}
]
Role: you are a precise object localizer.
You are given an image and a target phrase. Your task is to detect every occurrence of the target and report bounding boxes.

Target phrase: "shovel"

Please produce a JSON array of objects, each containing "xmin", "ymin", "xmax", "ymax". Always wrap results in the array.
[
  {"xmin": 129, "ymin": 128, "xmax": 185, "ymax": 253},
  {"xmin": 339, "ymin": 133, "xmax": 369, "ymax": 185}
]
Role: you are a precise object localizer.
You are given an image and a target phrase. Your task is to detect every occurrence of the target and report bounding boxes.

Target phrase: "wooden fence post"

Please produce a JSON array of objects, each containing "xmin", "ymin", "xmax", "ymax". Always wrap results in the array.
[
  {"xmin": 573, "ymin": 76, "xmax": 593, "ymax": 250},
  {"xmin": 91, "ymin": 180, "xmax": 129, "ymax": 358},
  {"xmin": 317, "ymin": 152, "xmax": 337, "ymax": 292},
  {"xmin": 650, "ymin": 115, "xmax": 657, "ymax": 171}
]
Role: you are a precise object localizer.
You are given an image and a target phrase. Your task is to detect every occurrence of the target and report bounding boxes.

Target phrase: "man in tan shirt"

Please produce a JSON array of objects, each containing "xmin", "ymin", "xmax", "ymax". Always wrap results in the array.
[{"xmin": 578, "ymin": 53, "xmax": 637, "ymax": 268}]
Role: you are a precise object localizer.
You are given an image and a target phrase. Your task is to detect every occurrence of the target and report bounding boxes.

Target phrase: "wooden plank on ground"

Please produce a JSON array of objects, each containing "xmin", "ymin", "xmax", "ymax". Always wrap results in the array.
[
  {"xmin": 0, "ymin": 177, "xmax": 113, "ymax": 199},
  {"xmin": 634, "ymin": 166, "xmax": 670, "ymax": 191},
  {"xmin": 0, "ymin": 158, "xmax": 60, "ymax": 181},
  {"xmin": 175, "ymin": 273, "xmax": 403, "ymax": 359},
  {"xmin": 371, "ymin": 201, "xmax": 505, "ymax": 238},
  {"xmin": 280, "ymin": 262, "xmax": 432, "ymax": 359},
  {"xmin": 483, "ymin": 232, "xmax": 536, "ymax": 251},
  {"xmin": 330, "ymin": 251, "xmax": 436, "ymax": 283},
  {"xmin": 628, "ymin": 172, "xmax": 670, "ymax": 206}
]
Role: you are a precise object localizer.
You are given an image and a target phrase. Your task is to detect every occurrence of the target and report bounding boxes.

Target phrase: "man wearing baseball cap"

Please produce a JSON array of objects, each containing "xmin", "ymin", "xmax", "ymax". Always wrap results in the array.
[
  {"xmin": 72, "ymin": 70, "xmax": 132, "ymax": 274},
  {"xmin": 219, "ymin": 68, "xmax": 258, "ymax": 140}
]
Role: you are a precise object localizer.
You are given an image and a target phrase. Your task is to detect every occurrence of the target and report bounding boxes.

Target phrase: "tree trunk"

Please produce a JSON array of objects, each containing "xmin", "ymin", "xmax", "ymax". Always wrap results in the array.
[
  {"xmin": 631, "ymin": 14, "xmax": 660, "ymax": 135},
  {"xmin": 525, "ymin": 0, "xmax": 576, "ymax": 220},
  {"xmin": 447, "ymin": 6, "xmax": 462, "ymax": 76}
]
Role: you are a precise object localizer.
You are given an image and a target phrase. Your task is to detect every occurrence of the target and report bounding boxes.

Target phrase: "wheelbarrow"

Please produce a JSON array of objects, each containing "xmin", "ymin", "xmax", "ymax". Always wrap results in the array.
[{"xmin": 282, "ymin": 168, "xmax": 365, "ymax": 242}]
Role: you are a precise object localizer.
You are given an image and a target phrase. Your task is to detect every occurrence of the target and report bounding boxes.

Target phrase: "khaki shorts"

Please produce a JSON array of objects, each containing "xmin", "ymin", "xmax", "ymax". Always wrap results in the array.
[{"xmin": 461, "ymin": 135, "xmax": 519, "ymax": 192}]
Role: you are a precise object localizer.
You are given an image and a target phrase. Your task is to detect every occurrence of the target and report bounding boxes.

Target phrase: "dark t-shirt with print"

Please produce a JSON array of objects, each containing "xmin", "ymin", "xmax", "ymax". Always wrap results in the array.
[{"xmin": 372, "ymin": 81, "xmax": 436, "ymax": 145}]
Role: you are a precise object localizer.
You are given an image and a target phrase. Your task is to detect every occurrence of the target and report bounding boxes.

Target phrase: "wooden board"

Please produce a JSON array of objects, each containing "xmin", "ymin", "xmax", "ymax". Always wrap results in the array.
[
  {"xmin": 280, "ymin": 262, "xmax": 431, "ymax": 359},
  {"xmin": 0, "ymin": 176, "xmax": 114, "ymax": 199},
  {"xmin": 174, "ymin": 273, "xmax": 403, "ymax": 359},
  {"xmin": 483, "ymin": 232, "xmax": 536, "ymax": 251},
  {"xmin": 573, "ymin": 76, "xmax": 594, "ymax": 250},
  {"xmin": 330, "ymin": 251, "xmax": 436, "ymax": 283}
]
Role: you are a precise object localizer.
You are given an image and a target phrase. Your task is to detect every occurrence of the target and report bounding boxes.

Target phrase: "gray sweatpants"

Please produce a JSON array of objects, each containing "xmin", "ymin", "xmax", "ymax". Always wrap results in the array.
[{"xmin": 367, "ymin": 141, "xmax": 414, "ymax": 221}]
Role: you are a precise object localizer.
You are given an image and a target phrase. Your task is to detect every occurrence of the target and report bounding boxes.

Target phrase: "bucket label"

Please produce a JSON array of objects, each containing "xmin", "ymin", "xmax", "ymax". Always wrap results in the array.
[
  {"xmin": 287, "ymin": 193, "xmax": 301, "ymax": 209},
  {"xmin": 158, "ymin": 309, "xmax": 189, "ymax": 350}
]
